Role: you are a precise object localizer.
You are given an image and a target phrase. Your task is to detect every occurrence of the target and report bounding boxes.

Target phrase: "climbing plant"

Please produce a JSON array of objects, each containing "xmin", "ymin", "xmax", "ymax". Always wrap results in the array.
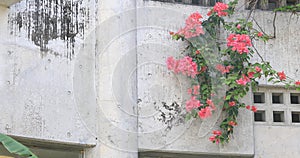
[{"xmin": 167, "ymin": 0, "xmax": 300, "ymax": 144}]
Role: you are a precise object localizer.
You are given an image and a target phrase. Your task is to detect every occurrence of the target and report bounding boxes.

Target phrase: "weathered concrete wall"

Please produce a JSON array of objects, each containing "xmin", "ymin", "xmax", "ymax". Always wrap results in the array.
[
  {"xmin": 0, "ymin": 0, "xmax": 300, "ymax": 157},
  {"xmin": 136, "ymin": 0, "xmax": 254, "ymax": 157},
  {"xmin": 249, "ymin": 9, "xmax": 300, "ymax": 158},
  {"xmin": 0, "ymin": 0, "xmax": 98, "ymax": 147}
]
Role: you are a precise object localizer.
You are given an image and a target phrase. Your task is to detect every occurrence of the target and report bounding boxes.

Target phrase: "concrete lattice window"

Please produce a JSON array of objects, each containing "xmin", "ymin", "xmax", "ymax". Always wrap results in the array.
[
  {"xmin": 147, "ymin": 0, "xmax": 222, "ymax": 6},
  {"xmin": 254, "ymin": 110, "xmax": 266, "ymax": 122},
  {"xmin": 246, "ymin": 0, "xmax": 300, "ymax": 10},
  {"xmin": 291, "ymin": 112, "xmax": 300, "ymax": 123},
  {"xmin": 253, "ymin": 87, "xmax": 300, "ymax": 125}
]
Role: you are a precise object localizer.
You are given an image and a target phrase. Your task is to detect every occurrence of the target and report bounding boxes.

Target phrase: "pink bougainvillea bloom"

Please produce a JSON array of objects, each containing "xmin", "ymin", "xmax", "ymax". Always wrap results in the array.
[
  {"xmin": 177, "ymin": 12, "xmax": 204, "ymax": 39},
  {"xmin": 166, "ymin": 56, "xmax": 198, "ymax": 78},
  {"xmin": 186, "ymin": 96, "xmax": 202, "ymax": 112},
  {"xmin": 277, "ymin": 71, "xmax": 286, "ymax": 81},
  {"xmin": 209, "ymin": 135, "xmax": 216, "ymax": 142},
  {"xmin": 251, "ymin": 106, "xmax": 257, "ymax": 112},
  {"xmin": 187, "ymin": 88, "xmax": 193, "ymax": 95},
  {"xmin": 228, "ymin": 121, "xmax": 237, "ymax": 126},
  {"xmin": 229, "ymin": 101, "xmax": 236, "ymax": 107},
  {"xmin": 213, "ymin": 2, "xmax": 229, "ymax": 17},
  {"xmin": 257, "ymin": 32, "xmax": 263, "ymax": 37},
  {"xmin": 246, "ymin": 105, "xmax": 251, "ymax": 110},
  {"xmin": 295, "ymin": 81, "xmax": 300, "ymax": 86},
  {"xmin": 198, "ymin": 107, "xmax": 212, "ymax": 119},
  {"xmin": 236, "ymin": 74, "xmax": 250, "ymax": 86},
  {"xmin": 213, "ymin": 130, "xmax": 222, "ymax": 136},
  {"xmin": 216, "ymin": 64, "xmax": 232, "ymax": 74},
  {"xmin": 193, "ymin": 85, "xmax": 200, "ymax": 95},
  {"xmin": 207, "ymin": 10, "xmax": 212, "ymax": 16},
  {"xmin": 206, "ymin": 99, "xmax": 216, "ymax": 110},
  {"xmin": 227, "ymin": 34, "xmax": 252, "ymax": 54},
  {"xmin": 255, "ymin": 66, "xmax": 262, "ymax": 73},
  {"xmin": 248, "ymin": 71, "xmax": 255, "ymax": 78},
  {"xmin": 237, "ymin": 24, "xmax": 241, "ymax": 29}
]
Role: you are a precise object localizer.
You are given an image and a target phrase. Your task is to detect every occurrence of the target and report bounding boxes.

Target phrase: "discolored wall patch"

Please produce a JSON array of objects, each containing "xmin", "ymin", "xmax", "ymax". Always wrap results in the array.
[{"xmin": 8, "ymin": 0, "xmax": 96, "ymax": 59}]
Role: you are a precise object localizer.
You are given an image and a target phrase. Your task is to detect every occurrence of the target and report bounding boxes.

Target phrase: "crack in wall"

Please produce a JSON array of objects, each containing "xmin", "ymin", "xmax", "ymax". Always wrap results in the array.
[{"xmin": 8, "ymin": 0, "xmax": 94, "ymax": 59}]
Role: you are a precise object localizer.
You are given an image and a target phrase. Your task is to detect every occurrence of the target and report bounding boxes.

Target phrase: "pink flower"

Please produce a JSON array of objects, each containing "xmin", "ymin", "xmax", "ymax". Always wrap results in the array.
[
  {"xmin": 213, "ymin": 2, "xmax": 229, "ymax": 17},
  {"xmin": 186, "ymin": 96, "xmax": 202, "ymax": 112},
  {"xmin": 237, "ymin": 24, "xmax": 241, "ymax": 29},
  {"xmin": 169, "ymin": 31, "xmax": 174, "ymax": 35},
  {"xmin": 295, "ymin": 81, "xmax": 300, "ymax": 86},
  {"xmin": 229, "ymin": 101, "xmax": 236, "ymax": 107},
  {"xmin": 206, "ymin": 99, "xmax": 216, "ymax": 110},
  {"xmin": 209, "ymin": 135, "xmax": 216, "ymax": 142},
  {"xmin": 251, "ymin": 106, "xmax": 257, "ymax": 112},
  {"xmin": 193, "ymin": 85, "xmax": 200, "ymax": 95},
  {"xmin": 177, "ymin": 12, "xmax": 204, "ymax": 39},
  {"xmin": 166, "ymin": 56, "xmax": 176, "ymax": 70},
  {"xmin": 255, "ymin": 66, "xmax": 262, "ymax": 73},
  {"xmin": 246, "ymin": 105, "xmax": 251, "ymax": 110},
  {"xmin": 277, "ymin": 71, "xmax": 286, "ymax": 81},
  {"xmin": 198, "ymin": 107, "xmax": 212, "ymax": 119},
  {"xmin": 195, "ymin": 50, "xmax": 201, "ymax": 54},
  {"xmin": 207, "ymin": 10, "xmax": 212, "ymax": 16},
  {"xmin": 236, "ymin": 74, "xmax": 250, "ymax": 86},
  {"xmin": 257, "ymin": 32, "xmax": 263, "ymax": 37},
  {"xmin": 166, "ymin": 56, "xmax": 198, "ymax": 78},
  {"xmin": 216, "ymin": 64, "xmax": 232, "ymax": 74},
  {"xmin": 213, "ymin": 130, "xmax": 222, "ymax": 136},
  {"xmin": 246, "ymin": 105, "xmax": 257, "ymax": 112},
  {"xmin": 228, "ymin": 121, "xmax": 237, "ymax": 126},
  {"xmin": 227, "ymin": 34, "xmax": 252, "ymax": 54},
  {"xmin": 209, "ymin": 135, "xmax": 220, "ymax": 144},
  {"xmin": 187, "ymin": 88, "xmax": 193, "ymax": 95},
  {"xmin": 248, "ymin": 72, "xmax": 255, "ymax": 78}
]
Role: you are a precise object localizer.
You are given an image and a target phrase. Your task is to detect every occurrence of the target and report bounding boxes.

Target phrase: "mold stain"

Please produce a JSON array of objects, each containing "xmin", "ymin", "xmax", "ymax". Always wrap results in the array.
[{"xmin": 8, "ymin": 0, "xmax": 94, "ymax": 59}]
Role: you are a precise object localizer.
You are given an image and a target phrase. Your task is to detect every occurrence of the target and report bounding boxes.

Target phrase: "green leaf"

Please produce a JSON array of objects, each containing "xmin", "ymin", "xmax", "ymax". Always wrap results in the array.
[
  {"xmin": 185, "ymin": 113, "xmax": 192, "ymax": 121},
  {"xmin": 0, "ymin": 133, "xmax": 38, "ymax": 158}
]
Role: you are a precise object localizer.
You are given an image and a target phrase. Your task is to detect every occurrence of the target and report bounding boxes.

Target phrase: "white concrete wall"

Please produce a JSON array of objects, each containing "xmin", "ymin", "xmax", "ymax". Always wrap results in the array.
[
  {"xmin": 136, "ymin": 0, "xmax": 254, "ymax": 157},
  {"xmin": 0, "ymin": 0, "xmax": 299, "ymax": 158},
  {"xmin": 0, "ymin": 0, "xmax": 99, "ymax": 149}
]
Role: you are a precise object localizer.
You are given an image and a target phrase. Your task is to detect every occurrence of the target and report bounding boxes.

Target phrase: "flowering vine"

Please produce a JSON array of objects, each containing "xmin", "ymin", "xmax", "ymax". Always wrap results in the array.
[{"xmin": 166, "ymin": 0, "xmax": 300, "ymax": 144}]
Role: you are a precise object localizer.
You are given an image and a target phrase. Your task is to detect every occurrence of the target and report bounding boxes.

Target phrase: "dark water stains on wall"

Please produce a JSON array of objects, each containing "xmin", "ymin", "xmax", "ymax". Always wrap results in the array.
[{"xmin": 8, "ymin": 0, "xmax": 94, "ymax": 59}]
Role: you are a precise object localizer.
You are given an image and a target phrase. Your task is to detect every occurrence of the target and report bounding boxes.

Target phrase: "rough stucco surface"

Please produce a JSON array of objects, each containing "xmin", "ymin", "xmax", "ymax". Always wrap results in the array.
[
  {"xmin": 0, "ymin": 0, "xmax": 300, "ymax": 157},
  {"xmin": 0, "ymin": 0, "xmax": 98, "ymax": 146},
  {"xmin": 136, "ymin": 1, "xmax": 254, "ymax": 156}
]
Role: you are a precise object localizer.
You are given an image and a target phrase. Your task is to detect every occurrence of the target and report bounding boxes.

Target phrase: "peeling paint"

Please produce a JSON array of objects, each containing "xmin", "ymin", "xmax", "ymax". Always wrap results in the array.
[{"xmin": 8, "ymin": 0, "xmax": 94, "ymax": 59}]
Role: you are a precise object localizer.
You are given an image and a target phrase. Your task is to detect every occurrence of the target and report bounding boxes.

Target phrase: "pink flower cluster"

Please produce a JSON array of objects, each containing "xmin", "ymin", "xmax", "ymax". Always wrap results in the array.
[
  {"xmin": 208, "ymin": 2, "xmax": 229, "ymax": 17},
  {"xmin": 227, "ymin": 34, "xmax": 252, "ymax": 54},
  {"xmin": 188, "ymin": 85, "xmax": 200, "ymax": 95},
  {"xmin": 166, "ymin": 56, "xmax": 198, "ymax": 78},
  {"xmin": 206, "ymin": 99, "xmax": 216, "ymax": 110},
  {"xmin": 186, "ymin": 96, "xmax": 202, "ymax": 112},
  {"xmin": 216, "ymin": 64, "xmax": 233, "ymax": 74},
  {"xmin": 209, "ymin": 130, "xmax": 222, "ymax": 144},
  {"xmin": 236, "ymin": 74, "xmax": 250, "ymax": 86},
  {"xmin": 246, "ymin": 105, "xmax": 257, "ymax": 112},
  {"xmin": 198, "ymin": 107, "xmax": 212, "ymax": 119},
  {"xmin": 277, "ymin": 71, "xmax": 286, "ymax": 81},
  {"xmin": 177, "ymin": 12, "xmax": 204, "ymax": 39}
]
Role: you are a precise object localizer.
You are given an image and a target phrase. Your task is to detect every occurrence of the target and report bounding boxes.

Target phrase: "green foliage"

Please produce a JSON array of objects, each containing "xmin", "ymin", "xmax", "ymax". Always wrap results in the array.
[{"xmin": 0, "ymin": 133, "xmax": 38, "ymax": 158}]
